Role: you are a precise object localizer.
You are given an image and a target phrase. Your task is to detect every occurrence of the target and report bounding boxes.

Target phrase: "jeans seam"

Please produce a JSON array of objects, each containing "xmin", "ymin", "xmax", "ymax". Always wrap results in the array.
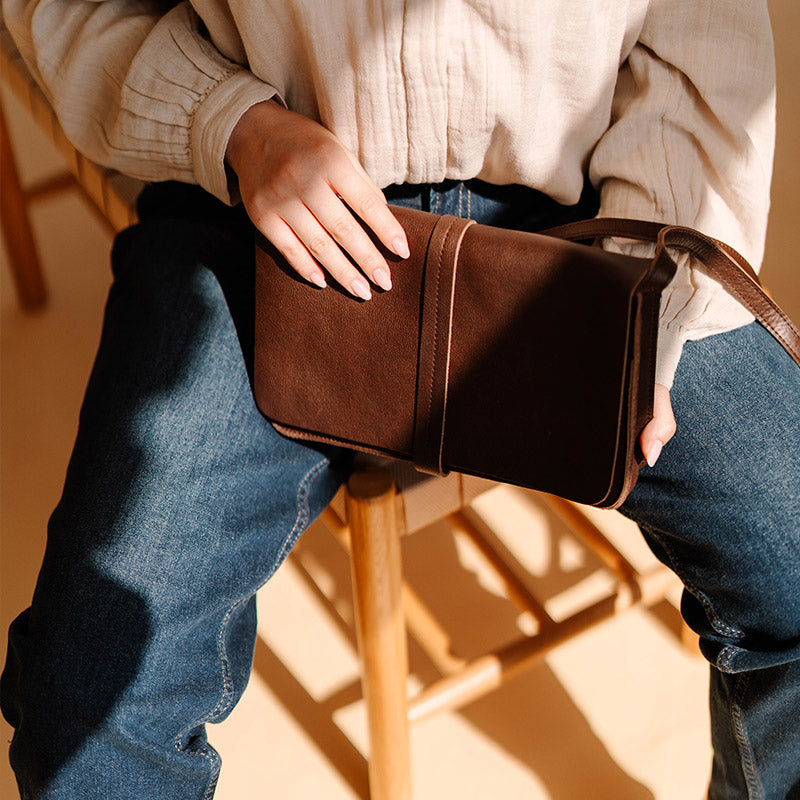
[
  {"xmin": 719, "ymin": 644, "xmax": 739, "ymax": 672},
  {"xmin": 172, "ymin": 742, "xmax": 219, "ymax": 800},
  {"xmin": 268, "ymin": 457, "xmax": 329, "ymax": 579},
  {"xmin": 731, "ymin": 672, "xmax": 764, "ymax": 800},
  {"xmin": 174, "ymin": 456, "xmax": 330, "ymax": 796},
  {"xmin": 213, "ymin": 456, "xmax": 327, "ymax": 719},
  {"xmin": 467, "ymin": 187, "xmax": 471, "ymax": 219},
  {"xmin": 457, "ymin": 182, "xmax": 463, "ymax": 217},
  {"xmin": 644, "ymin": 525, "xmax": 743, "ymax": 639},
  {"xmin": 198, "ymin": 748, "xmax": 221, "ymax": 800}
]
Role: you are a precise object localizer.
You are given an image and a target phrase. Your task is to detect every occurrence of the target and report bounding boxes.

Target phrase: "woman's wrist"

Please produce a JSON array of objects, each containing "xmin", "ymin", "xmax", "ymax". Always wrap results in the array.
[{"xmin": 225, "ymin": 99, "xmax": 285, "ymax": 176}]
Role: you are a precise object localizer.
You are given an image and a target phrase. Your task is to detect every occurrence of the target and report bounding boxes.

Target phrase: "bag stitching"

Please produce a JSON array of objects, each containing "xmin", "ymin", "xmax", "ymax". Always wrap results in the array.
[{"xmin": 424, "ymin": 218, "xmax": 456, "ymax": 471}]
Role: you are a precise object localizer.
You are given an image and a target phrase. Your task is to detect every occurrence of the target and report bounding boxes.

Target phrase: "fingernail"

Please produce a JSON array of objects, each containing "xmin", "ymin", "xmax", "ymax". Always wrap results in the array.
[
  {"xmin": 372, "ymin": 267, "xmax": 392, "ymax": 291},
  {"xmin": 646, "ymin": 440, "xmax": 663, "ymax": 468},
  {"xmin": 393, "ymin": 237, "xmax": 410, "ymax": 259},
  {"xmin": 351, "ymin": 276, "xmax": 372, "ymax": 301},
  {"xmin": 309, "ymin": 272, "xmax": 326, "ymax": 288}
]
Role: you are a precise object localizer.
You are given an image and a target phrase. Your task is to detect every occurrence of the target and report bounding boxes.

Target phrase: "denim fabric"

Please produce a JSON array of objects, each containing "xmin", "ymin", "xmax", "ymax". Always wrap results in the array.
[
  {"xmin": 2, "ymin": 180, "xmax": 799, "ymax": 799},
  {"xmin": 622, "ymin": 321, "xmax": 800, "ymax": 800},
  {"xmin": 1, "ymin": 187, "xmax": 354, "ymax": 799}
]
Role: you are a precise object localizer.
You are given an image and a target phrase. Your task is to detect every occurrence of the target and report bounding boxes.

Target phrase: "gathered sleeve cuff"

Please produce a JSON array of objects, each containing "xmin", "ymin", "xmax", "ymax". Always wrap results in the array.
[{"xmin": 4, "ymin": 0, "xmax": 279, "ymax": 204}]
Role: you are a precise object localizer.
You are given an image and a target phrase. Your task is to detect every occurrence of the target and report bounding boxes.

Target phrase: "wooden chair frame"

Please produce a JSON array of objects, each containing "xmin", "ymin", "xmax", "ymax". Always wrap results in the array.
[{"xmin": 325, "ymin": 464, "xmax": 684, "ymax": 800}]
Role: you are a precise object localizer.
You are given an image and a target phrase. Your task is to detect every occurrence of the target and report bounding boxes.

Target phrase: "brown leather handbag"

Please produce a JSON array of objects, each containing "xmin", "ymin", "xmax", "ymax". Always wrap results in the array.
[{"xmin": 253, "ymin": 206, "xmax": 800, "ymax": 508}]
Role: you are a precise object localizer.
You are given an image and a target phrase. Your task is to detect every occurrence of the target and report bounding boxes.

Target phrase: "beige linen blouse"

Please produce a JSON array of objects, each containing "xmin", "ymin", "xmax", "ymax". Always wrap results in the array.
[{"xmin": 3, "ymin": 0, "xmax": 776, "ymax": 388}]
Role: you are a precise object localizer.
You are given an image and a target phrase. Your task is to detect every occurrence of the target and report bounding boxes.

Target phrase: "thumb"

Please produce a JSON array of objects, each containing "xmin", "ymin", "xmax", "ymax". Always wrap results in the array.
[{"xmin": 640, "ymin": 384, "xmax": 676, "ymax": 467}]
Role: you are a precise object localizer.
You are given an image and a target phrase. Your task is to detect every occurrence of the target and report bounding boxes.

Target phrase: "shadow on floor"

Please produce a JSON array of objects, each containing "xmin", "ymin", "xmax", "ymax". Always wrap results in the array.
[{"xmin": 252, "ymin": 500, "xmax": 680, "ymax": 799}]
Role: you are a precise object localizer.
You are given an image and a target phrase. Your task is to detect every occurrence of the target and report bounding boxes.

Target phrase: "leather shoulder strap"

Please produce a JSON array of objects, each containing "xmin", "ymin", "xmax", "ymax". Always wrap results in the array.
[{"xmin": 543, "ymin": 218, "xmax": 800, "ymax": 368}]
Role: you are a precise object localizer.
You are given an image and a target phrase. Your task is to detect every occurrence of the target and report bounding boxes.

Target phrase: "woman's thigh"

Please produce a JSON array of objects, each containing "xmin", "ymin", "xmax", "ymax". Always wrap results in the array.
[
  {"xmin": 622, "ymin": 321, "xmax": 800, "ymax": 671},
  {"xmin": 1, "ymin": 182, "xmax": 353, "ymax": 798}
]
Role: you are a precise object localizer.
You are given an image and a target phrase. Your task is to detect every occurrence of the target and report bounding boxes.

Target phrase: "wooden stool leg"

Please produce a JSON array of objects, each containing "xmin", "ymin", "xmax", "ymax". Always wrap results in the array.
[
  {"xmin": 0, "ymin": 96, "xmax": 47, "ymax": 309},
  {"xmin": 346, "ymin": 469, "xmax": 412, "ymax": 800}
]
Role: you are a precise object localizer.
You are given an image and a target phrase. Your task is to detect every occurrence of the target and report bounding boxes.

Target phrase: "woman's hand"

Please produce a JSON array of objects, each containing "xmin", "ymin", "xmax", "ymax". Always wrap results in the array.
[
  {"xmin": 640, "ymin": 384, "xmax": 676, "ymax": 467},
  {"xmin": 226, "ymin": 100, "xmax": 409, "ymax": 300}
]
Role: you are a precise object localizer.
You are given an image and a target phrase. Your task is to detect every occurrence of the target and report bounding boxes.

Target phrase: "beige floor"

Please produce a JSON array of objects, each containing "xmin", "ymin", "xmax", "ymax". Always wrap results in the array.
[{"xmin": 1, "ymin": 6, "xmax": 798, "ymax": 797}]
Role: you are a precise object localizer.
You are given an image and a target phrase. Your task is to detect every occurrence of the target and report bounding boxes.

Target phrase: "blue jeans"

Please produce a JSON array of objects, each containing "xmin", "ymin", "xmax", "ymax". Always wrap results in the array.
[{"xmin": 2, "ymin": 181, "xmax": 799, "ymax": 799}]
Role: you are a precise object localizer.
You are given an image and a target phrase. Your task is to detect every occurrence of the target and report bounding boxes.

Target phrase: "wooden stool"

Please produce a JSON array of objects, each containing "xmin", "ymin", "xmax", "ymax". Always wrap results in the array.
[
  {"xmin": 1, "ymin": 28, "xmax": 689, "ymax": 798},
  {"xmin": 316, "ymin": 458, "xmax": 682, "ymax": 800}
]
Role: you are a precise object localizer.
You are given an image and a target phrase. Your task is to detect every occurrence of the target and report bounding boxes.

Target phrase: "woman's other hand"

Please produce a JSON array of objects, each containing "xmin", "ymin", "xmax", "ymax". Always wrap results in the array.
[
  {"xmin": 226, "ymin": 100, "xmax": 409, "ymax": 299},
  {"xmin": 640, "ymin": 384, "xmax": 676, "ymax": 468}
]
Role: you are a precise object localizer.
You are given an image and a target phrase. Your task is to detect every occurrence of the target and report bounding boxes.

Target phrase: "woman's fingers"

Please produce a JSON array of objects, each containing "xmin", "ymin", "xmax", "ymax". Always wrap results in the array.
[
  {"xmin": 256, "ymin": 214, "xmax": 329, "ymax": 289},
  {"xmin": 226, "ymin": 100, "xmax": 409, "ymax": 297},
  {"xmin": 336, "ymin": 153, "xmax": 410, "ymax": 261},
  {"xmin": 303, "ymin": 186, "xmax": 399, "ymax": 291},
  {"xmin": 640, "ymin": 384, "xmax": 677, "ymax": 467},
  {"xmin": 272, "ymin": 201, "xmax": 376, "ymax": 299}
]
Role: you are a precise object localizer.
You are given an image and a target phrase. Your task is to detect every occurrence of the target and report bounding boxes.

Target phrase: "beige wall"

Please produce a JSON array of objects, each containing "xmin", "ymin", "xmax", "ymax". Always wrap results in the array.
[{"xmin": 764, "ymin": 0, "xmax": 800, "ymax": 322}]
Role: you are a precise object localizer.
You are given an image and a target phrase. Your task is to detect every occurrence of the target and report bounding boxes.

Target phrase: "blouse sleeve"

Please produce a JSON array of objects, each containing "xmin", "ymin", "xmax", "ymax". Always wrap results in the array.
[
  {"xmin": 589, "ymin": 0, "xmax": 776, "ymax": 388},
  {"xmin": 2, "ymin": 0, "xmax": 278, "ymax": 203}
]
